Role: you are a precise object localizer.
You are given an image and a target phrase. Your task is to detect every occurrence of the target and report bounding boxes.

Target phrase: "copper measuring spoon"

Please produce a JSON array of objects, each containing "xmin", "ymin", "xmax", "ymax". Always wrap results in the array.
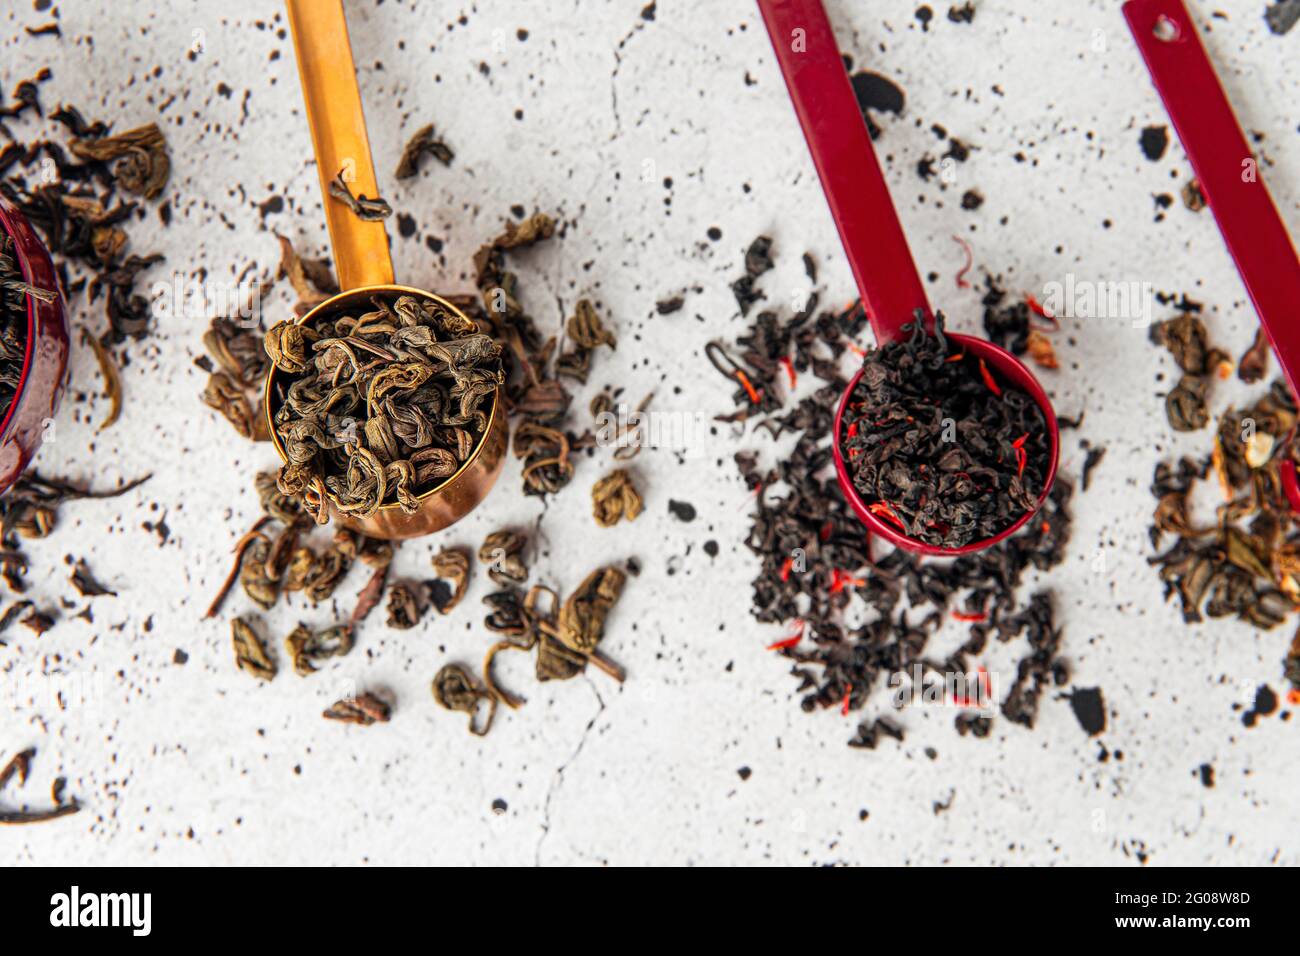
[
  {"xmin": 757, "ymin": 0, "xmax": 1060, "ymax": 556},
  {"xmin": 264, "ymin": 0, "xmax": 506, "ymax": 539}
]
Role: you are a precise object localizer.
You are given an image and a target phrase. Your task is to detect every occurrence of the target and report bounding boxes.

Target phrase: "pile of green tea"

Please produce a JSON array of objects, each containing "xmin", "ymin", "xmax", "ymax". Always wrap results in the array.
[
  {"xmin": 202, "ymin": 188, "xmax": 633, "ymax": 735},
  {"xmin": 1148, "ymin": 306, "xmax": 1300, "ymax": 704},
  {"xmin": 264, "ymin": 292, "xmax": 504, "ymax": 523}
]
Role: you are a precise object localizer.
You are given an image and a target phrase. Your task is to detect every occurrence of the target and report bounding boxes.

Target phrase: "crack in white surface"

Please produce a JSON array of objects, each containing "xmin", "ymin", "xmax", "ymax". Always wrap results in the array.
[
  {"xmin": 609, "ymin": 13, "xmax": 650, "ymax": 140},
  {"xmin": 535, "ymin": 678, "xmax": 605, "ymax": 866}
]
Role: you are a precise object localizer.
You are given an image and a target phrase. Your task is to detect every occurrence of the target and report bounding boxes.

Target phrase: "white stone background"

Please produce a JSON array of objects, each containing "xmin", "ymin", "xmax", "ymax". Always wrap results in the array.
[{"xmin": 0, "ymin": 0, "xmax": 1297, "ymax": 866}]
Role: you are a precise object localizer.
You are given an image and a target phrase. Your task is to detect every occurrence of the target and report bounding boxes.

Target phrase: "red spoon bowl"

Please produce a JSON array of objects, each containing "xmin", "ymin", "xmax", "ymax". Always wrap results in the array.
[
  {"xmin": 831, "ymin": 332, "xmax": 1060, "ymax": 557},
  {"xmin": 0, "ymin": 193, "xmax": 70, "ymax": 495}
]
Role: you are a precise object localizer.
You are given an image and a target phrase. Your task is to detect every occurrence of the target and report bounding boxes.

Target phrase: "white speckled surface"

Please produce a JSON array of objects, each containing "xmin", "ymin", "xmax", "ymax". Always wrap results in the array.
[{"xmin": 0, "ymin": 0, "xmax": 1297, "ymax": 866}]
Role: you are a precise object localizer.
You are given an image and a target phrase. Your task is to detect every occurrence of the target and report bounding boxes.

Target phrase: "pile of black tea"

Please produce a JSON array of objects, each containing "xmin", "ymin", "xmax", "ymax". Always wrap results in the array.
[
  {"xmin": 841, "ymin": 314, "xmax": 1049, "ymax": 549},
  {"xmin": 2, "ymin": 73, "xmax": 171, "ymax": 432},
  {"xmin": 265, "ymin": 293, "xmax": 504, "ymax": 523},
  {"xmin": 712, "ymin": 238, "xmax": 1074, "ymax": 747}
]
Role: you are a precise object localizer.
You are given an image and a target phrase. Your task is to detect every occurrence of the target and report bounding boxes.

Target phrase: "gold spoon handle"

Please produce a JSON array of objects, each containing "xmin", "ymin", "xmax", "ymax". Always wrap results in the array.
[{"xmin": 285, "ymin": 0, "xmax": 394, "ymax": 291}]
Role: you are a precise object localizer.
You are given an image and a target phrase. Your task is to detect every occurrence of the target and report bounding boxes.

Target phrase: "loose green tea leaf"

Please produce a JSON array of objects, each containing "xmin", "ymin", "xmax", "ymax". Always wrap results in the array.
[
  {"xmin": 385, "ymin": 582, "xmax": 423, "ymax": 630},
  {"xmin": 429, "ymin": 547, "xmax": 470, "ymax": 613},
  {"xmin": 327, "ymin": 171, "xmax": 392, "ymax": 221},
  {"xmin": 285, "ymin": 622, "xmax": 352, "ymax": 676},
  {"xmin": 479, "ymin": 530, "xmax": 528, "ymax": 586},
  {"xmin": 432, "ymin": 663, "xmax": 496, "ymax": 736},
  {"xmin": 322, "ymin": 691, "xmax": 390, "ymax": 725},
  {"xmin": 591, "ymin": 469, "xmax": 642, "ymax": 527},
  {"xmin": 231, "ymin": 617, "xmax": 276, "ymax": 681},
  {"xmin": 394, "ymin": 123, "xmax": 454, "ymax": 179}
]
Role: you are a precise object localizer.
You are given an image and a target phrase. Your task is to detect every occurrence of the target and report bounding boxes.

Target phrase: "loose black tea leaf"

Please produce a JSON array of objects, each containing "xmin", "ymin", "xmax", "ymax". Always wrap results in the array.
[
  {"xmin": 731, "ymin": 235, "xmax": 774, "ymax": 315},
  {"xmin": 0, "ymin": 747, "xmax": 78, "ymax": 825},
  {"xmin": 1081, "ymin": 442, "xmax": 1106, "ymax": 492},
  {"xmin": 69, "ymin": 559, "xmax": 115, "ymax": 597},
  {"xmin": 841, "ymin": 313, "xmax": 1049, "ymax": 548},
  {"xmin": 79, "ymin": 327, "xmax": 123, "ymax": 431},
  {"xmin": 67, "ymin": 123, "xmax": 170, "ymax": 198},
  {"xmin": 394, "ymin": 123, "xmax": 454, "ymax": 180},
  {"xmin": 266, "ymin": 292, "xmax": 503, "ymax": 524}
]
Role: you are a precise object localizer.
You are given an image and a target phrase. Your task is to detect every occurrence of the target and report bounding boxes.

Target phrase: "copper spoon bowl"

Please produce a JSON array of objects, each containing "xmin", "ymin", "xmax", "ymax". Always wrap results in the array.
[{"xmin": 266, "ymin": 0, "xmax": 504, "ymax": 539}]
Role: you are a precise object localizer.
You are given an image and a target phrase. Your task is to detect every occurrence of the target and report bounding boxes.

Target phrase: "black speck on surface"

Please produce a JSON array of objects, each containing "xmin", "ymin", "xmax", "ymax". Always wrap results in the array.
[
  {"xmin": 850, "ymin": 71, "xmax": 905, "ymax": 119},
  {"xmin": 640, "ymin": 1, "xmax": 656, "ymax": 21},
  {"xmin": 396, "ymin": 212, "xmax": 417, "ymax": 238},
  {"xmin": 172, "ymin": 648, "xmax": 188, "ymax": 665},
  {"xmin": 948, "ymin": 1, "xmax": 976, "ymax": 23},
  {"xmin": 737, "ymin": 766, "xmax": 751, "ymax": 781},
  {"xmin": 492, "ymin": 798, "xmax": 508, "ymax": 814},
  {"xmin": 960, "ymin": 189, "xmax": 983, "ymax": 210},
  {"xmin": 667, "ymin": 500, "xmax": 696, "ymax": 522},
  {"xmin": 1243, "ymin": 683, "xmax": 1279, "ymax": 726},
  {"xmin": 915, "ymin": 5, "xmax": 933, "ymax": 31},
  {"xmin": 703, "ymin": 539, "xmax": 718, "ymax": 557},
  {"xmin": 1067, "ymin": 686, "xmax": 1106, "ymax": 736},
  {"xmin": 1197, "ymin": 763, "xmax": 1215, "ymax": 788},
  {"xmin": 1140, "ymin": 125, "xmax": 1169, "ymax": 161}
]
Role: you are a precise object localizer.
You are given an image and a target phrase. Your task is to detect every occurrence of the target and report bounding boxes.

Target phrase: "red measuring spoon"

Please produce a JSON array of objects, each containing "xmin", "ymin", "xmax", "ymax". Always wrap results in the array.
[
  {"xmin": 756, "ymin": 0, "xmax": 1060, "ymax": 556},
  {"xmin": 0, "ymin": 194, "xmax": 69, "ymax": 495},
  {"xmin": 1124, "ymin": 0, "xmax": 1300, "ymax": 510}
]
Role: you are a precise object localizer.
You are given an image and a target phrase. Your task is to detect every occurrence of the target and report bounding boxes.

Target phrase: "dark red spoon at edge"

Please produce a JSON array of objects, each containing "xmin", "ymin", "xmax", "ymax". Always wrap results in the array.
[{"xmin": 1125, "ymin": 0, "xmax": 1300, "ymax": 511}]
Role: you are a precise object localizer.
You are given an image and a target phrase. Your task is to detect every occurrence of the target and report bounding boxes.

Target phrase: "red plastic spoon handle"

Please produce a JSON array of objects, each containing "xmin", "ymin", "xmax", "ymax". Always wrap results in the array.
[
  {"xmin": 1125, "ymin": 0, "xmax": 1300, "ymax": 398},
  {"xmin": 757, "ymin": 0, "xmax": 931, "ymax": 343}
]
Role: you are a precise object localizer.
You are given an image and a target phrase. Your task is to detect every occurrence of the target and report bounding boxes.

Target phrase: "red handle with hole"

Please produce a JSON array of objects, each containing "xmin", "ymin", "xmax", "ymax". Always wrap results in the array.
[
  {"xmin": 1125, "ymin": 0, "xmax": 1300, "ymax": 399},
  {"xmin": 757, "ymin": 0, "xmax": 930, "ymax": 343}
]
